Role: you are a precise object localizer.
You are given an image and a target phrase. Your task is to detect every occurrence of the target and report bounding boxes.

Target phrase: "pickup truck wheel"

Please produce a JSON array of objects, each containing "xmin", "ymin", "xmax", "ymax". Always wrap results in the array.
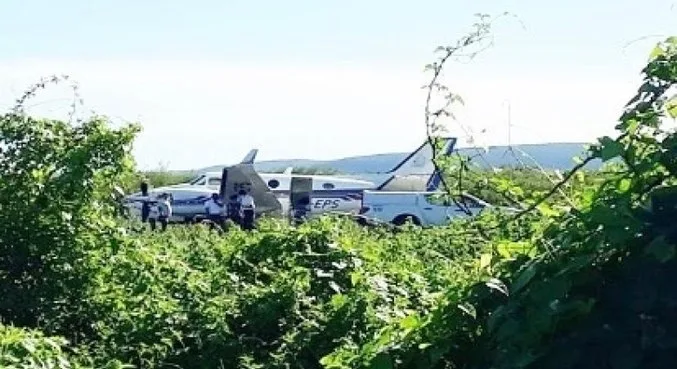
[{"xmin": 392, "ymin": 214, "xmax": 421, "ymax": 226}]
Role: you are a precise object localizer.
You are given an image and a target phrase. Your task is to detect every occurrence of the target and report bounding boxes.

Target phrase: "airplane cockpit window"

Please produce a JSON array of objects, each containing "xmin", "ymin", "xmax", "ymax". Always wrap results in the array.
[
  {"xmin": 207, "ymin": 177, "xmax": 221, "ymax": 186},
  {"xmin": 322, "ymin": 182, "xmax": 335, "ymax": 190},
  {"xmin": 268, "ymin": 179, "xmax": 280, "ymax": 189},
  {"xmin": 189, "ymin": 175, "xmax": 206, "ymax": 186}
]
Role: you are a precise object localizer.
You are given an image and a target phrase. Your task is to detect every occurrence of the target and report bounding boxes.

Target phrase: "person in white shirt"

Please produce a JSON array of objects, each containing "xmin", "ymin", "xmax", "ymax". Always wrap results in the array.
[
  {"xmin": 204, "ymin": 193, "xmax": 226, "ymax": 230},
  {"xmin": 238, "ymin": 190, "xmax": 256, "ymax": 230},
  {"xmin": 155, "ymin": 193, "xmax": 172, "ymax": 232}
]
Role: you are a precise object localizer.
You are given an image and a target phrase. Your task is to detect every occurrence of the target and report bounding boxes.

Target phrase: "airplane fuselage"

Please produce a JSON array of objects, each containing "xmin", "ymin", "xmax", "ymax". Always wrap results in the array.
[
  {"xmin": 188, "ymin": 171, "xmax": 374, "ymax": 215},
  {"xmin": 125, "ymin": 171, "xmax": 376, "ymax": 222}
]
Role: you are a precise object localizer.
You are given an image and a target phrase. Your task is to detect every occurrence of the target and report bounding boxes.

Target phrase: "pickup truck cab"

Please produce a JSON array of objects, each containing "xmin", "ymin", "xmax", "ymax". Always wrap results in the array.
[{"xmin": 358, "ymin": 190, "xmax": 490, "ymax": 226}]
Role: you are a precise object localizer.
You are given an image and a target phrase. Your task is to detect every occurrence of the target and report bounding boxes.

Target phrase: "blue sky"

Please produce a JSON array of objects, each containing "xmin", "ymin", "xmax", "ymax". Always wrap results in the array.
[{"xmin": 0, "ymin": 0, "xmax": 675, "ymax": 170}]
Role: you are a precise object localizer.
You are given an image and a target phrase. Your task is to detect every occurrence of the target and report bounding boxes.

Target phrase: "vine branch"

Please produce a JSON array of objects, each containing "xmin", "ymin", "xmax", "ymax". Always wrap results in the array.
[
  {"xmin": 423, "ymin": 13, "xmax": 503, "ymax": 215},
  {"xmin": 509, "ymin": 156, "xmax": 594, "ymax": 222}
]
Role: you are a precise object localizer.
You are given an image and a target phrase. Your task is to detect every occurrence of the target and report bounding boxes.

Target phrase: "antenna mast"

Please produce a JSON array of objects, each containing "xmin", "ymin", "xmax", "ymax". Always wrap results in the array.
[{"xmin": 506, "ymin": 99, "xmax": 512, "ymax": 147}]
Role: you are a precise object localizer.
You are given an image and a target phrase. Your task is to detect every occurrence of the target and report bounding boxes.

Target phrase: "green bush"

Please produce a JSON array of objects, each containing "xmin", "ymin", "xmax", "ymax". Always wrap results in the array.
[
  {"xmin": 0, "ymin": 323, "xmax": 129, "ymax": 369},
  {"xmin": 1, "ymin": 324, "xmax": 84, "ymax": 369},
  {"xmin": 59, "ymin": 214, "xmax": 523, "ymax": 368},
  {"xmin": 0, "ymin": 100, "xmax": 139, "ymax": 332}
]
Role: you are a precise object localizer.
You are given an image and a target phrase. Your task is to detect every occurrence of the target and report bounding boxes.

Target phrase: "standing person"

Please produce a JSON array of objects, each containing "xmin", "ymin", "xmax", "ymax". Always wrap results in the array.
[
  {"xmin": 238, "ymin": 190, "xmax": 256, "ymax": 230},
  {"xmin": 148, "ymin": 207, "xmax": 158, "ymax": 231},
  {"xmin": 156, "ymin": 193, "xmax": 172, "ymax": 232},
  {"xmin": 140, "ymin": 181, "xmax": 151, "ymax": 224},
  {"xmin": 227, "ymin": 194, "xmax": 242, "ymax": 226},
  {"xmin": 204, "ymin": 193, "xmax": 226, "ymax": 231},
  {"xmin": 292, "ymin": 196, "xmax": 310, "ymax": 226}
]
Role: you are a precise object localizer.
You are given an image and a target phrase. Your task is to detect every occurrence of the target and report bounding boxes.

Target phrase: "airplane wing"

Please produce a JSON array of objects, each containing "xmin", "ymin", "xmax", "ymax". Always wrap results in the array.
[{"xmin": 219, "ymin": 164, "xmax": 282, "ymax": 216}]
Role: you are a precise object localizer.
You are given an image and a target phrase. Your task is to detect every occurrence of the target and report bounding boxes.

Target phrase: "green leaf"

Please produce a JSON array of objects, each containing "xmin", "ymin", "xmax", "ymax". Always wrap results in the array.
[
  {"xmin": 330, "ymin": 294, "xmax": 348, "ymax": 309},
  {"xmin": 479, "ymin": 253, "xmax": 492, "ymax": 269},
  {"xmin": 667, "ymin": 96, "xmax": 677, "ymax": 119},
  {"xmin": 536, "ymin": 203, "xmax": 559, "ymax": 217},
  {"xmin": 497, "ymin": 241, "xmax": 532, "ymax": 259},
  {"xmin": 645, "ymin": 235, "xmax": 675, "ymax": 263},
  {"xmin": 598, "ymin": 136, "xmax": 624, "ymax": 161},
  {"xmin": 399, "ymin": 314, "xmax": 420, "ymax": 330},
  {"xmin": 512, "ymin": 264, "xmax": 537, "ymax": 294},
  {"xmin": 618, "ymin": 178, "xmax": 632, "ymax": 193},
  {"xmin": 350, "ymin": 272, "xmax": 363, "ymax": 286}
]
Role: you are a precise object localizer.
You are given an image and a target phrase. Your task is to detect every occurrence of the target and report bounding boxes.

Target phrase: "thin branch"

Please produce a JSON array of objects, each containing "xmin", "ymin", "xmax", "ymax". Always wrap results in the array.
[
  {"xmin": 423, "ymin": 14, "xmax": 500, "ymax": 215},
  {"xmin": 510, "ymin": 156, "xmax": 594, "ymax": 222}
]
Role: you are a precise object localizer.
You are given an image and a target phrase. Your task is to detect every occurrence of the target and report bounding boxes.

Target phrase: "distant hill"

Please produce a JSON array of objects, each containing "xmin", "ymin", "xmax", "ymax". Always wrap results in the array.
[{"xmin": 197, "ymin": 142, "xmax": 600, "ymax": 174}]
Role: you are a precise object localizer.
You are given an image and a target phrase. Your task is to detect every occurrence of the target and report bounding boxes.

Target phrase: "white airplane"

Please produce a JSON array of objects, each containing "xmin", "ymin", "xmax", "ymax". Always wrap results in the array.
[{"xmin": 123, "ymin": 137, "xmax": 457, "ymax": 222}]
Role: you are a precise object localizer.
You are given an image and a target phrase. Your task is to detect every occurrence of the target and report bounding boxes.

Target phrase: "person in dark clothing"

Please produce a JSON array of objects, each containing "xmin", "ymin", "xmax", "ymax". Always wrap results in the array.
[
  {"xmin": 140, "ymin": 181, "xmax": 151, "ymax": 223},
  {"xmin": 227, "ymin": 194, "xmax": 242, "ymax": 226},
  {"xmin": 292, "ymin": 196, "xmax": 311, "ymax": 225}
]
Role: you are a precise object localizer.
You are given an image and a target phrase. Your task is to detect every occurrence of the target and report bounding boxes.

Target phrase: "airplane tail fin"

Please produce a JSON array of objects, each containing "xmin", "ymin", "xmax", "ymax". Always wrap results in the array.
[
  {"xmin": 240, "ymin": 149, "xmax": 258, "ymax": 165},
  {"xmin": 283, "ymin": 167, "xmax": 293, "ymax": 175},
  {"xmin": 376, "ymin": 137, "xmax": 456, "ymax": 190}
]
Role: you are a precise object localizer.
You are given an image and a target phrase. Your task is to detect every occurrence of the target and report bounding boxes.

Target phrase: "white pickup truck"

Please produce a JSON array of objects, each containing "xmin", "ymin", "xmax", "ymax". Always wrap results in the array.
[{"xmin": 357, "ymin": 190, "xmax": 490, "ymax": 226}]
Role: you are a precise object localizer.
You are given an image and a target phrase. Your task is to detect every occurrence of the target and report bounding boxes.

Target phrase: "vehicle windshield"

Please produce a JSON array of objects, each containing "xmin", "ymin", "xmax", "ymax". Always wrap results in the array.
[
  {"xmin": 188, "ymin": 175, "xmax": 206, "ymax": 185},
  {"xmin": 424, "ymin": 192, "xmax": 489, "ymax": 208}
]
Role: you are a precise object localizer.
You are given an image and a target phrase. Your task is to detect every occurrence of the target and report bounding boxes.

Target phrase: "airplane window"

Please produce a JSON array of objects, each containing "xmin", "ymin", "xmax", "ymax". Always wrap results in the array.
[
  {"xmin": 268, "ymin": 179, "xmax": 280, "ymax": 189},
  {"xmin": 208, "ymin": 178, "xmax": 222, "ymax": 186},
  {"xmin": 322, "ymin": 183, "xmax": 335, "ymax": 190}
]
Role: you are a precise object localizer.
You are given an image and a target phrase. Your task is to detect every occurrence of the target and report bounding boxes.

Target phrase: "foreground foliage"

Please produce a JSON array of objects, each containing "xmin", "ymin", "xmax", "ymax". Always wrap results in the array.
[
  {"xmin": 0, "ymin": 324, "xmax": 85, "ymax": 369},
  {"xmin": 356, "ymin": 36, "xmax": 677, "ymax": 369}
]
